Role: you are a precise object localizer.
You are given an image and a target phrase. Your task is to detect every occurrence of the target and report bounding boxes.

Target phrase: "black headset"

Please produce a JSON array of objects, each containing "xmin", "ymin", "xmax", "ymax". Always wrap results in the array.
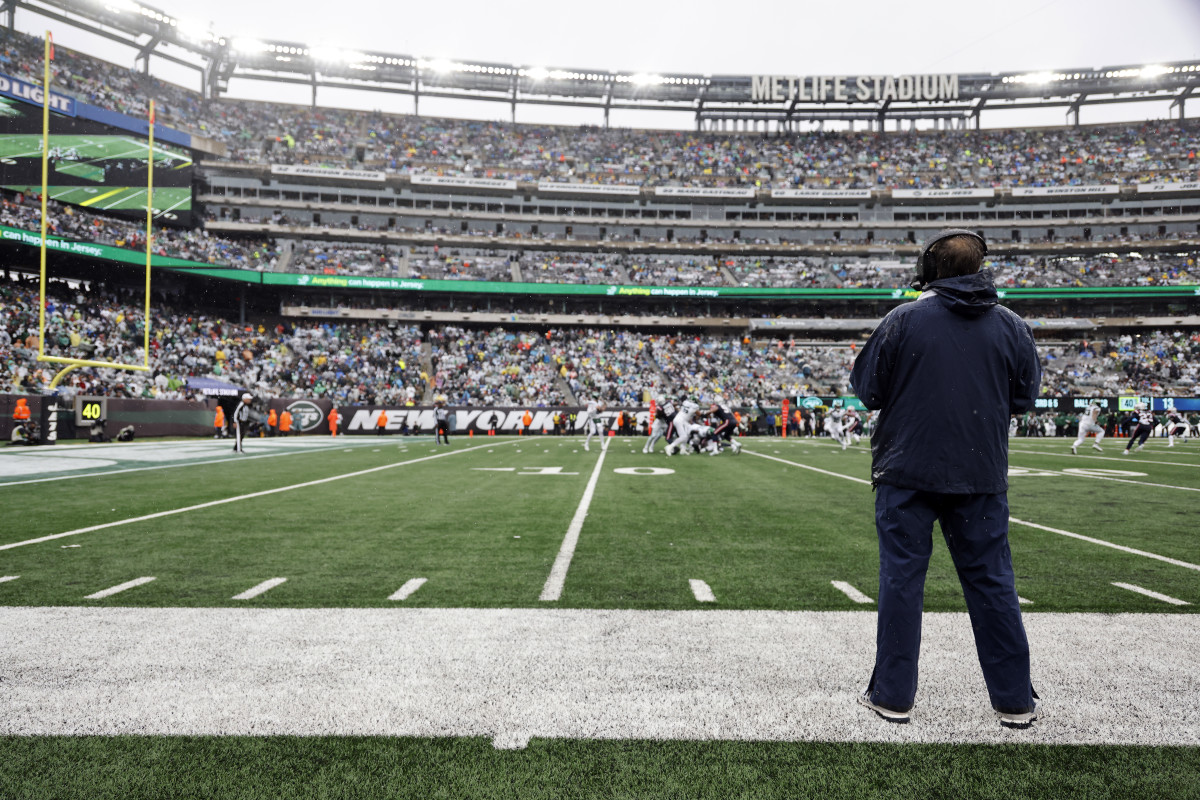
[{"xmin": 911, "ymin": 228, "xmax": 988, "ymax": 290}]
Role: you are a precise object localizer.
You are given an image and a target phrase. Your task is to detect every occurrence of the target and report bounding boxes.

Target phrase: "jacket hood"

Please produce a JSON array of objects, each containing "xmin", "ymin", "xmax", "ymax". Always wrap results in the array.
[
  {"xmin": 16, "ymin": 398, "xmax": 27, "ymax": 405},
  {"xmin": 928, "ymin": 269, "xmax": 999, "ymax": 318}
]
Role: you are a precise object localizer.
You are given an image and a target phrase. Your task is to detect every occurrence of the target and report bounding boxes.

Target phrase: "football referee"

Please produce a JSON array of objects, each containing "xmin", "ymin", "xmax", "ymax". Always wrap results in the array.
[{"xmin": 233, "ymin": 392, "xmax": 252, "ymax": 454}]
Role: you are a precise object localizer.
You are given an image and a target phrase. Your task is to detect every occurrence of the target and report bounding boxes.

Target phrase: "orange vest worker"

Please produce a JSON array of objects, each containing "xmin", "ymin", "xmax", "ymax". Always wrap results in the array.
[
  {"xmin": 377, "ymin": 409, "xmax": 388, "ymax": 434},
  {"xmin": 267, "ymin": 408, "xmax": 278, "ymax": 435},
  {"xmin": 214, "ymin": 405, "xmax": 225, "ymax": 436},
  {"xmin": 328, "ymin": 407, "xmax": 339, "ymax": 436},
  {"xmin": 279, "ymin": 410, "xmax": 293, "ymax": 435},
  {"xmin": 13, "ymin": 397, "xmax": 31, "ymax": 422},
  {"xmin": 522, "ymin": 410, "xmax": 532, "ymax": 430}
]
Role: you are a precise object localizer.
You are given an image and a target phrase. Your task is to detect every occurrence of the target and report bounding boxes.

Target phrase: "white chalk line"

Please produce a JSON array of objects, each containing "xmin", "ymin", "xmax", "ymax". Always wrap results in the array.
[
  {"xmin": 1008, "ymin": 463, "xmax": 1200, "ymax": 493},
  {"xmin": 540, "ymin": 437, "xmax": 610, "ymax": 602},
  {"xmin": 743, "ymin": 449, "xmax": 1200, "ymax": 573},
  {"xmin": 1008, "ymin": 447, "xmax": 1200, "ymax": 469},
  {"xmin": 0, "ymin": 439, "xmax": 390, "ymax": 488},
  {"xmin": 0, "ymin": 440, "xmax": 519, "ymax": 552},
  {"xmin": 232, "ymin": 578, "xmax": 287, "ymax": 600},
  {"xmin": 389, "ymin": 578, "xmax": 428, "ymax": 601},
  {"xmin": 689, "ymin": 579, "xmax": 716, "ymax": 603},
  {"xmin": 84, "ymin": 576, "xmax": 156, "ymax": 599},
  {"xmin": 831, "ymin": 580, "xmax": 874, "ymax": 604},
  {"xmin": 0, "ymin": 575, "xmax": 20, "ymax": 583},
  {"xmin": 1111, "ymin": 582, "xmax": 1191, "ymax": 606}
]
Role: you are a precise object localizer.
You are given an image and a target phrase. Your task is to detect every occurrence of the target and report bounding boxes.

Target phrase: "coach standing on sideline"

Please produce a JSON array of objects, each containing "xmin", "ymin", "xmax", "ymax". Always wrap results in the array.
[
  {"xmin": 233, "ymin": 392, "xmax": 252, "ymax": 454},
  {"xmin": 849, "ymin": 229, "xmax": 1042, "ymax": 729}
]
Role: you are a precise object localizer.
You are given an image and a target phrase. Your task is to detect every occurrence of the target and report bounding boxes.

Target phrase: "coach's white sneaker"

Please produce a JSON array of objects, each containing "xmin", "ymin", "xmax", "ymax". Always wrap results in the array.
[
  {"xmin": 1092, "ymin": 444, "xmax": 1103, "ymax": 452},
  {"xmin": 1120, "ymin": 449, "xmax": 1129, "ymax": 455},
  {"xmin": 996, "ymin": 702, "xmax": 1039, "ymax": 730},
  {"xmin": 857, "ymin": 691, "xmax": 910, "ymax": 724}
]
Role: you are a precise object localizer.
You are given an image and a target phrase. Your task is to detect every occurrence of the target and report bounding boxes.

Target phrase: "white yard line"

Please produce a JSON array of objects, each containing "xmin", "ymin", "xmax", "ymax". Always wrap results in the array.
[
  {"xmin": 103, "ymin": 188, "xmax": 144, "ymax": 210},
  {"xmin": 0, "ymin": 576, "xmax": 19, "ymax": 583},
  {"xmin": 4, "ymin": 606, "xmax": 1198, "ymax": 746},
  {"xmin": 1008, "ymin": 464, "xmax": 1200, "ymax": 493},
  {"xmin": 0, "ymin": 440, "xmax": 517, "ymax": 552},
  {"xmin": 388, "ymin": 578, "xmax": 428, "ymax": 601},
  {"xmin": 0, "ymin": 440, "xmax": 385, "ymax": 488},
  {"xmin": 689, "ymin": 579, "xmax": 716, "ymax": 603},
  {"xmin": 84, "ymin": 577, "xmax": 156, "ymax": 599},
  {"xmin": 743, "ymin": 449, "xmax": 1200, "ymax": 572},
  {"xmin": 831, "ymin": 580, "xmax": 874, "ymax": 604},
  {"xmin": 232, "ymin": 578, "xmax": 287, "ymax": 600},
  {"xmin": 540, "ymin": 437, "xmax": 610, "ymax": 602},
  {"xmin": 1008, "ymin": 448, "xmax": 1200, "ymax": 468},
  {"xmin": 1010, "ymin": 518, "xmax": 1200, "ymax": 572},
  {"xmin": 1111, "ymin": 582, "xmax": 1191, "ymax": 606},
  {"xmin": 742, "ymin": 450, "xmax": 872, "ymax": 485}
]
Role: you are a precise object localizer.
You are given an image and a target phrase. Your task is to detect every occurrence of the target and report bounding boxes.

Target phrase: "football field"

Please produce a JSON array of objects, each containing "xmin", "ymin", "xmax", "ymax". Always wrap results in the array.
[{"xmin": 1, "ymin": 433, "xmax": 1197, "ymax": 798}]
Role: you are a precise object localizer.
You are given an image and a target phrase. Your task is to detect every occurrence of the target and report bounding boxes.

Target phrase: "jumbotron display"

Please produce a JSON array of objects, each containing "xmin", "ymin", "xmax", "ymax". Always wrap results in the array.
[{"xmin": 0, "ymin": 92, "xmax": 193, "ymax": 225}]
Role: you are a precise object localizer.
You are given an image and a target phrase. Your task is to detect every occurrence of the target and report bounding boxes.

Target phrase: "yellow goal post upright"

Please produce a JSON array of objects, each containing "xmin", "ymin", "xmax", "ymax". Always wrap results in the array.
[{"xmin": 35, "ymin": 30, "xmax": 155, "ymax": 440}]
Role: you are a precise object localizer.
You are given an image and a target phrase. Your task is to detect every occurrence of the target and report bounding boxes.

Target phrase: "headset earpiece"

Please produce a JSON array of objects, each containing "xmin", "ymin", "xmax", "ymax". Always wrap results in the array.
[{"xmin": 912, "ymin": 228, "xmax": 987, "ymax": 290}]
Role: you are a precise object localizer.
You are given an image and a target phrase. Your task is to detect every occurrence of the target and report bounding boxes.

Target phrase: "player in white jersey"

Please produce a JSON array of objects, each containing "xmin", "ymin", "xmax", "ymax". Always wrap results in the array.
[
  {"xmin": 664, "ymin": 399, "xmax": 700, "ymax": 456},
  {"xmin": 643, "ymin": 396, "xmax": 676, "ymax": 454},
  {"xmin": 1165, "ymin": 410, "xmax": 1190, "ymax": 447},
  {"xmin": 1008, "ymin": 416, "xmax": 1019, "ymax": 438},
  {"xmin": 583, "ymin": 399, "xmax": 605, "ymax": 451},
  {"xmin": 1071, "ymin": 403, "xmax": 1105, "ymax": 454},
  {"xmin": 824, "ymin": 407, "xmax": 846, "ymax": 446}
]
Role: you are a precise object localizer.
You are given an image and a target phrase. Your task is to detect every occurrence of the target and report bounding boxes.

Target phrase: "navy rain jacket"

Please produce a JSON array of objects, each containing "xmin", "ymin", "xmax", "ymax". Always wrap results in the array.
[{"xmin": 849, "ymin": 270, "xmax": 1041, "ymax": 494}]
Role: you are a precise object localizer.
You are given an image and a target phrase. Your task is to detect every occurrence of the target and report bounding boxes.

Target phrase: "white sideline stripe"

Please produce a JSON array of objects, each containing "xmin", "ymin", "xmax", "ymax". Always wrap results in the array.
[
  {"xmin": 8, "ymin": 607, "xmax": 1199, "ymax": 745},
  {"xmin": 84, "ymin": 577, "xmax": 155, "ymax": 599},
  {"xmin": 0, "ymin": 440, "xmax": 518, "ymax": 552},
  {"xmin": 232, "ymin": 578, "xmax": 287, "ymax": 600},
  {"xmin": 831, "ymin": 580, "xmax": 874, "ymax": 604},
  {"xmin": 746, "ymin": 450, "xmax": 1200, "ymax": 573},
  {"xmin": 1009, "ymin": 518, "xmax": 1200, "ymax": 572},
  {"xmin": 0, "ymin": 440, "xmax": 383, "ymax": 488},
  {"xmin": 1112, "ymin": 582, "xmax": 1191, "ymax": 606},
  {"xmin": 389, "ymin": 578, "xmax": 427, "ymax": 601},
  {"xmin": 540, "ymin": 437, "xmax": 610, "ymax": 602},
  {"xmin": 1018, "ymin": 596, "xmax": 1033, "ymax": 605},
  {"xmin": 1010, "ymin": 465, "xmax": 1200, "ymax": 493},
  {"xmin": 0, "ymin": 576, "xmax": 19, "ymax": 583},
  {"xmin": 689, "ymin": 579, "xmax": 716, "ymax": 603}
]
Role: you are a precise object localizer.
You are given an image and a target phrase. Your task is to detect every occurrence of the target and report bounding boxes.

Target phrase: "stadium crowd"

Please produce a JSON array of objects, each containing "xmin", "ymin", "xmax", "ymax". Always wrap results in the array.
[
  {"xmin": 4, "ymin": 275, "xmax": 1196, "ymax": 406},
  {"xmin": 4, "ymin": 28, "xmax": 1200, "ymax": 191}
]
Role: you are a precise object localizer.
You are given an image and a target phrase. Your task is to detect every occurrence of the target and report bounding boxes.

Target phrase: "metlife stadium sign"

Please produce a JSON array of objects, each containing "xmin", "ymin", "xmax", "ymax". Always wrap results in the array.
[{"xmin": 750, "ymin": 74, "xmax": 960, "ymax": 103}]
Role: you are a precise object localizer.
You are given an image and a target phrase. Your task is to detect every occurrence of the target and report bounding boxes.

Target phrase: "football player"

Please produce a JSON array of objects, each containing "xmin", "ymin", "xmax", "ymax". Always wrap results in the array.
[
  {"xmin": 644, "ymin": 395, "xmax": 676, "ymax": 454},
  {"xmin": 1120, "ymin": 404, "xmax": 1154, "ymax": 454},
  {"xmin": 1165, "ymin": 409, "xmax": 1189, "ymax": 447},
  {"xmin": 583, "ymin": 398, "xmax": 605, "ymax": 452},
  {"xmin": 1071, "ymin": 402, "xmax": 1106, "ymax": 454},
  {"xmin": 664, "ymin": 398, "xmax": 701, "ymax": 456}
]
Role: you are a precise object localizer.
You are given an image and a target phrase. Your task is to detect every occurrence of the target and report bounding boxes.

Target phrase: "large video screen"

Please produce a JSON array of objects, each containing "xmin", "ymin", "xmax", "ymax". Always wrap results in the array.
[{"xmin": 0, "ymin": 97, "xmax": 193, "ymax": 226}]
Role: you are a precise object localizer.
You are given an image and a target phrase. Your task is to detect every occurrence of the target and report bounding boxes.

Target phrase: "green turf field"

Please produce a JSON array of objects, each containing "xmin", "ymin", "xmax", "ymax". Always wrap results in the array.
[{"xmin": 2, "ymin": 433, "xmax": 1198, "ymax": 798}]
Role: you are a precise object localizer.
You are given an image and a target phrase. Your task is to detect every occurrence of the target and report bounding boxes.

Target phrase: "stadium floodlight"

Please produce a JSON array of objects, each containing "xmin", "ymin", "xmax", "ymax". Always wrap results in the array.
[
  {"xmin": 231, "ymin": 38, "xmax": 268, "ymax": 54},
  {"xmin": 175, "ymin": 17, "xmax": 213, "ymax": 43},
  {"xmin": 526, "ymin": 67, "xmax": 551, "ymax": 81},
  {"xmin": 1139, "ymin": 64, "xmax": 1170, "ymax": 78},
  {"xmin": 311, "ymin": 45, "xmax": 370, "ymax": 64},
  {"xmin": 631, "ymin": 73, "xmax": 666, "ymax": 86},
  {"xmin": 102, "ymin": 0, "xmax": 140, "ymax": 13}
]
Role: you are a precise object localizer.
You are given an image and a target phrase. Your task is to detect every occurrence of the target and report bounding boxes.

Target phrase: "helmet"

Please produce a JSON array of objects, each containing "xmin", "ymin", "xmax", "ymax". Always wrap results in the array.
[{"xmin": 241, "ymin": 393, "xmax": 252, "ymax": 402}]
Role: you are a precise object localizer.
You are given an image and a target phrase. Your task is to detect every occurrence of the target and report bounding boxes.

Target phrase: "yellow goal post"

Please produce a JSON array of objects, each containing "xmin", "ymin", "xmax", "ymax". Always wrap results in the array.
[{"xmin": 35, "ymin": 30, "xmax": 155, "ymax": 390}]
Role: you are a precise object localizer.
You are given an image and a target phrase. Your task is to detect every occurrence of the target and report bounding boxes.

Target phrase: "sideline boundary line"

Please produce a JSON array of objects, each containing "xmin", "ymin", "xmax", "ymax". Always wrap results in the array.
[
  {"xmin": 0, "ymin": 440, "xmax": 518, "ymax": 552},
  {"xmin": 540, "ymin": 437, "xmax": 610, "ymax": 602},
  {"xmin": 743, "ymin": 449, "xmax": 1200, "ymax": 573},
  {"xmin": 0, "ymin": 438, "xmax": 417, "ymax": 488}
]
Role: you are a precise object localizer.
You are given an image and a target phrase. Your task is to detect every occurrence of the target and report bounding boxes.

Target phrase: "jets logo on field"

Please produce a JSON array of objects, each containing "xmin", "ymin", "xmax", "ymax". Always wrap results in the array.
[{"xmin": 285, "ymin": 400, "xmax": 325, "ymax": 432}]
